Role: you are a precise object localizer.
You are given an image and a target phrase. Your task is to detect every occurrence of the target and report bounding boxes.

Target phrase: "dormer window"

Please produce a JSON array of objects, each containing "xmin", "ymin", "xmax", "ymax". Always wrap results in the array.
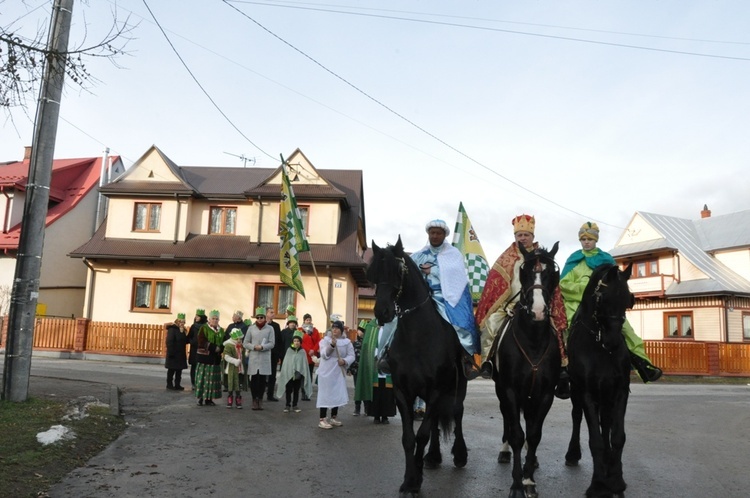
[
  {"xmin": 210, "ymin": 206, "xmax": 237, "ymax": 235},
  {"xmin": 133, "ymin": 202, "xmax": 161, "ymax": 232}
]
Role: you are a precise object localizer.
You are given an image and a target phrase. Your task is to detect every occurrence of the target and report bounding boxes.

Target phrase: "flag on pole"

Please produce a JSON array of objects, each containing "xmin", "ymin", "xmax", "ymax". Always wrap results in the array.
[
  {"xmin": 279, "ymin": 160, "xmax": 309, "ymax": 297},
  {"xmin": 452, "ymin": 202, "xmax": 489, "ymax": 303}
]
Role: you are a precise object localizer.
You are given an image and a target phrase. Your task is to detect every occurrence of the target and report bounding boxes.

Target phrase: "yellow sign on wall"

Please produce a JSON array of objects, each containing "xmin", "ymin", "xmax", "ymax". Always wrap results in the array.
[{"xmin": 36, "ymin": 303, "xmax": 47, "ymax": 316}]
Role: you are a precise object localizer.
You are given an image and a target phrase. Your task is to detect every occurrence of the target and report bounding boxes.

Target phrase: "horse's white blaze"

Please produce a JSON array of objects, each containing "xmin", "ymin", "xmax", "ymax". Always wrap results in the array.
[{"xmin": 531, "ymin": 263, "xmax": 546, "ymax": 321}]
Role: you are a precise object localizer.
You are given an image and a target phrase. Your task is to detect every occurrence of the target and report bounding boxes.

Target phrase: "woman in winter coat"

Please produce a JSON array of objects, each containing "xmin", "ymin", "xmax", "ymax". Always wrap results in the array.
[{"xmin": 165, "ymin": 312, "xmax": 188, "ymax": 390}]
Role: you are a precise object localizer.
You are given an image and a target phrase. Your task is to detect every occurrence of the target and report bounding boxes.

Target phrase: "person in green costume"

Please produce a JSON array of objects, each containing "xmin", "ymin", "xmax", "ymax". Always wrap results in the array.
[
  {"xmin": 354, "ymin": 319, "xmax": 381, "ymax": 417},
  {"xmin": 560, "ymin": 222, "xmax": 663, "ymax": 383}
]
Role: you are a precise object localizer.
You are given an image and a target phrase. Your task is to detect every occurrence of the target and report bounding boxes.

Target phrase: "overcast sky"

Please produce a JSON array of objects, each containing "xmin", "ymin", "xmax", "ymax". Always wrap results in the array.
[{"xmin": 3, "ymin": 0, "xmax": 749, "ymax": 263}]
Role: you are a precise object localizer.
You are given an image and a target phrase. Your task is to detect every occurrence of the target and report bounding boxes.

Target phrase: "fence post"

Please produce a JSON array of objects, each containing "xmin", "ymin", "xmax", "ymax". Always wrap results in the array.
[
  {"xmin": 706, "ymin": 342, "xmax": 719, "ymax": 376},
  {"xmin": 74, "ymin": 318, "xmax": 89, "ymax": 353}
]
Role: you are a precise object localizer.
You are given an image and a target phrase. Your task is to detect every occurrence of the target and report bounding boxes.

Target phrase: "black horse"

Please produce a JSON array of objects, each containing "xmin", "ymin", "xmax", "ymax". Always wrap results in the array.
[
  {"xmin": 493, "ymin": 242, "xmax": 561, "ymax": 498},
  {"xmin": 564, "ymin": 263, "xmax": 634, "ymax": 498},
  {"xmin": 367, "ymin": 237, "xmax": 468, "ymax": 497}
]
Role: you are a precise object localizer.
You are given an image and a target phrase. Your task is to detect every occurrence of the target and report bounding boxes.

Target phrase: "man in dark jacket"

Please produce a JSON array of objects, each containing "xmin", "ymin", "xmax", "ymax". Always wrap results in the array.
[
  {"xmin": 165, "ymin": 312, "xmax": 189, "ymax": 390},
  {"xmin": 266, "ymin": 307, "xmax": 283, "ymax": 402}
]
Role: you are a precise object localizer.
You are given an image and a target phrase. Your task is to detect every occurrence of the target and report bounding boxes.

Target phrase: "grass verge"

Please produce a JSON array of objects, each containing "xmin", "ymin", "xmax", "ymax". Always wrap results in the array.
[{"xmin": 0, "ymin": 397, "xmax": 127, "ymax": 498}]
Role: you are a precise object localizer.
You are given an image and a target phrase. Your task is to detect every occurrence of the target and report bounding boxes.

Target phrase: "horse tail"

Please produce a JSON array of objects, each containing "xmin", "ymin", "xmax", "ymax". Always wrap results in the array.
[{"xmin": 435, "ymin": 392, "xmax": 456, "ymax": 441}]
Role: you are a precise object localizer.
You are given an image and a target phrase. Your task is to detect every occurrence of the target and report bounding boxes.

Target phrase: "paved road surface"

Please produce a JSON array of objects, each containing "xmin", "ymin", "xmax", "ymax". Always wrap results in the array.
[{"xmin": 8, "ymin": 357, "xmax": 750, "ymax": 497}]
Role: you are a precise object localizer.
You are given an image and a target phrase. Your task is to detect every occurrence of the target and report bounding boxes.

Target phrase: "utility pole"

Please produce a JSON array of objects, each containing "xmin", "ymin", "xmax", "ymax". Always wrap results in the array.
[{"xmin": 2, "ymin": 0, "xmax": 74, "ymax": 402}]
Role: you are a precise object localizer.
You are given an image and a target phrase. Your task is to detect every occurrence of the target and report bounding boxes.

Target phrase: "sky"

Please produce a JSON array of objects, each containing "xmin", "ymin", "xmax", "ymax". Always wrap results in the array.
[{"xmin": 2, "ymin": 0, "xmax": 750, "ymax": 264}]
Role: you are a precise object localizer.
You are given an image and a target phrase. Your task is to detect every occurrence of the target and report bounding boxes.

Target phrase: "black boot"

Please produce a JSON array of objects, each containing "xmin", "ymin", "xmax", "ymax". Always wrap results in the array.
[
  {"xmin": 631, "ymin": 353, "xmax": 663, "ymax": 383},
  {"xmin": 479, "ymin": 360, "xmax": 494, "ymax": 379},
  {"xmin": 555, "ymin": 367, "xmax": 571, "ymax": 400},
  {"xmin": 463, "ymin": 353, "xmax": 479, "ymax": 381}
]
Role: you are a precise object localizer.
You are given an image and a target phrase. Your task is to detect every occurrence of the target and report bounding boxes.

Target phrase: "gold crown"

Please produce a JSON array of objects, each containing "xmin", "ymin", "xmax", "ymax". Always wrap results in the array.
[{"xmin": 512, "ymin": 214, "xmax": 535, "ymax": 234}]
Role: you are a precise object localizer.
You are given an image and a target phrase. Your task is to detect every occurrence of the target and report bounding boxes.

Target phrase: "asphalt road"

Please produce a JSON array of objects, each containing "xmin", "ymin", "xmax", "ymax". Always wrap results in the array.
[{"xmin": 12, "ymin": 357, "xmax": 750, "ymax": 497}]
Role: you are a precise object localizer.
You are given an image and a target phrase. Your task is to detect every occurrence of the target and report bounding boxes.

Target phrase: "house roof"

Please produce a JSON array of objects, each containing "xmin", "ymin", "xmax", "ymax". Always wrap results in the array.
[
  {"xmin": 0, "ymin": 155, "xmax": 122, "ymax": 250},
  {"xmin": 70, "ymin": 151, "xmax": 369, "ymax": 286},
  {"xmin": 610, "ymin": 210, "xmax": 750, "ymax": 297}
]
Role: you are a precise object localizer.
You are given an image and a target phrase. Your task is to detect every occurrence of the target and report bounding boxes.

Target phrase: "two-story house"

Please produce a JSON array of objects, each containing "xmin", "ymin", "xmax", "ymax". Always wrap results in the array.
[
  {"xmin": 0, "ymin": 147, "xmax": 124, "ymax": 317},
  {"xmin": 69, "ymin": 146, "xmax": 369, "ymax": 327},
  {"xmin": 610, "ymin": 206, "xmax": 750, "ymax": 343}
]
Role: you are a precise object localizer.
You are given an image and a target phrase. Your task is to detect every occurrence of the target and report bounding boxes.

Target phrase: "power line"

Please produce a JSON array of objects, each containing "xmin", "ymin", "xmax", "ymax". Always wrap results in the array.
[
  {"xmin": 141, "ymin": 0, "xmax": 277, "ymax": 163},
  {"xmin": 222, "ymin": 0, "xmax": 621, "ymax": 228}
]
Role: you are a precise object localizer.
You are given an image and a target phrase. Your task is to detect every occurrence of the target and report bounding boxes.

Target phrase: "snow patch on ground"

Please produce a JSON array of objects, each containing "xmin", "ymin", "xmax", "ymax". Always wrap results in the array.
[{"xmin": 37, "ymin": 425, "xmax": 75, "ymax": 445}]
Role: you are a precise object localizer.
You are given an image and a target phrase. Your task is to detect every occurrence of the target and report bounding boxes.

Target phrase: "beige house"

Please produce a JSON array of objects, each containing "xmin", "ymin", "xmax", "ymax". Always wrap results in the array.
[
  {"xmin": 0, "ymin": 147, "xmax": 124, "ymax": 317},
  {"xmin": 70, "ymin": 146, "xmax": 369, "ymax": 327},
  {"xmin": 610, "ymin": 206, "xmax": 750, "ymax": 343}
]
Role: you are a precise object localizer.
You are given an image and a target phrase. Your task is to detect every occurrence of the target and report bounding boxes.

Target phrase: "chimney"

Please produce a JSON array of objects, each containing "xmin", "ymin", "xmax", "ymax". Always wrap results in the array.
[
  {"xmin": 23, "ymin": 146, "xmax": 32, "ymax": 161},
  {"xmin": 701, "ymin": 204, "xmax": 711, "ymax": 218}
]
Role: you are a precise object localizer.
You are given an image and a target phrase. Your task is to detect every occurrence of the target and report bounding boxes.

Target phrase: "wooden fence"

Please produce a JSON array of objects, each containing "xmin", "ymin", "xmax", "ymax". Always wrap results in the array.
[{"xmin": 3, "ymin": 317, "xmax": 750, "ymax": 374}]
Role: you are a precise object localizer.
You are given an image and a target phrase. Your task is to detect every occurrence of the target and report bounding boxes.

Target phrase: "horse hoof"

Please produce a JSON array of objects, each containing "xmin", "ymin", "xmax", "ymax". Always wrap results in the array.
[
  {"xmin": 498, "ymin": 451, "xmax": 511, "ymax": 464},
  {"xmin": 523, "ymin": 484, "xmax": 538, "ymax": 498},
  {"xmin": 424, "ymin": 460, "xmax": 439, "ymax": 470},
  {"xmin": 399, "ymin": 492, "xmax": 419, "ymax": 498},
  {"xmin": 564, "ymin": 459, "xmax": 579, "ymax": 467}
]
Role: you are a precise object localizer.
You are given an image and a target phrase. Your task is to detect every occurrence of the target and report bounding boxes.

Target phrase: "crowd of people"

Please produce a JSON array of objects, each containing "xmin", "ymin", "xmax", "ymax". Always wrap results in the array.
[{"xmin": 164, "ymin": 213, "xmax": 663, "ymax": 427}]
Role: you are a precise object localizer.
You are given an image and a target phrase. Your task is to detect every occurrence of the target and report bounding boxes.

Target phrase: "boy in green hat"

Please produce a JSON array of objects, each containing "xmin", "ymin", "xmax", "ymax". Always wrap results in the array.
[
  {"xmin": 223, "ymin": 328, "xmax": 245, "ymax": 408},
  {"xmin": 276, "ymin": 330, "xmax": 310, "ymax": 412}
]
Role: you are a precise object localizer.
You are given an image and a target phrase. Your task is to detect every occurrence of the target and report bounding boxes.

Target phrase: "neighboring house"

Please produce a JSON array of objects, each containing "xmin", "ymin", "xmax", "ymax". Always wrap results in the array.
[
  {"xmin": 69, "ymin": 145, "xmax": 369, "ymax": 327},
  {"xmin": 0, "ymin": 147, "xmax": 124, "ymax": 317},
  {"xmin": 610, "ymin": 206, "xmax": 750, "ymax": 343}
]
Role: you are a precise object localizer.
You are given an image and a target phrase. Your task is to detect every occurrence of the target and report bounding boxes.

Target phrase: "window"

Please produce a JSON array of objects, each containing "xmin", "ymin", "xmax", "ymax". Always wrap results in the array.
[
  {"xmin": 209, "ymin": 206, "xmax": 237, "ymax": 235},
  {"xmin": 133, "ymin": 203, "xmax": 161, "ymax": 232},
  {"xmin": 132, "ymin": 278, "xmax": 172, "ymax": 312},
  {"xmin": 278, "ymin": 204, "xmax": 309, "ymax": 236},
  {"xmin": 743, "ymin": 312, "xmax": 750, "ymax": 341},
  {"xmin": 633, "ymin": 258, "xmax": 659, "ymax": 278},
  {"xmin": 255, "ymin": 283, "xmax": 296, "ymax": 317},
  {"xmin": 665, "ymin": 311, "xmax": 693, "ymax": 338}
]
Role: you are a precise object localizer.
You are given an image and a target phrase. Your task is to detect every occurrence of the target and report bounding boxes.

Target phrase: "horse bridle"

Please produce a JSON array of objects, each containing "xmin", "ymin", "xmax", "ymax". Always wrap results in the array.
[
  {"xmin": 518, "ymin": 257, "xmax": 554, "ymax": 318},
  {"xmin": 571, "ymin": 277, "xmax": 627, "ymax": 353},
  {"xmin": 379, "ymin": 257, "xmax": 432, "ymax": 318}
]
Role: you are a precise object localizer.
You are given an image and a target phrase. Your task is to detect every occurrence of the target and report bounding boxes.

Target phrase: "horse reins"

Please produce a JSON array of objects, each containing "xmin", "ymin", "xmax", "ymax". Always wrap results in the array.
[
  {"xmin": 380, "ymin": 257, "xmax": 432, "ymax": 318},
  {"xmin": 570, "ymin": 277, "xmax": 626, "ymax": 354}
]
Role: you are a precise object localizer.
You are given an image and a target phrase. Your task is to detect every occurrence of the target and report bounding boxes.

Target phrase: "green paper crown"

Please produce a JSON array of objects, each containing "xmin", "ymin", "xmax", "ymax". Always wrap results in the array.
[
  {"xmin": 286, "ymin": 304, "xmax": 296, "ymax": 314},
  {"xmin": 209, "ymin": 309, "xmax": 220, "ymax": 318},
  {"xmin": 177, "ymin": 313, "xmax": 186, "ymax": 320},
  {"xmin": 255, "ymin": 306, "xmax": 266, "ymax": 317},
  {"xmin": 358, "ymin": 319, "xmax": 368, "ymax": 330},
  {"xmin": 195, "ymin": 308, "xmax": 206, "ymax": 316},
  {"xmin": 287, "ymin": 315, "xmax": 298, "ymax": 324}
]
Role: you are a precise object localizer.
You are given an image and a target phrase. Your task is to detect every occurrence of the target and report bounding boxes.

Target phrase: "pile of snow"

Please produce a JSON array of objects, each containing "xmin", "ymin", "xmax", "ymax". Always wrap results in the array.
[{"xmin": 36, "ymin": 425, "xmax": 75, "ymax": 445}]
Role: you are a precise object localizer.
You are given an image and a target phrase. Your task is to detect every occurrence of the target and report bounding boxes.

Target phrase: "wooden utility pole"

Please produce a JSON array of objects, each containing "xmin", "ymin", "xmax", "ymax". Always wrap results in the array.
[{"xmin": 2, "ymin": 0, "xmax": 74, "ymax": 402}]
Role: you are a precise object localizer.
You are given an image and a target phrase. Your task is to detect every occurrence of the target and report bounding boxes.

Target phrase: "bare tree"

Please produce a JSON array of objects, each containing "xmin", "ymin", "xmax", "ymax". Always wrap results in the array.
[{"xmin": 0, "ymin": 0, "xmax": 135, "ymax": 112}]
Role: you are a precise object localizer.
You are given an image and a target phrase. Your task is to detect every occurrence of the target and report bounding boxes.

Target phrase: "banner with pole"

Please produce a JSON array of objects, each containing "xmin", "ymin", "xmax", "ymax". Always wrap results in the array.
[
  {"xmin": 452, "ymin": 202, "xmax": 489, "ymax": 303},
  {"xmin": 279, "ymin": 159, "xmax": 309, "ymax": 297}
]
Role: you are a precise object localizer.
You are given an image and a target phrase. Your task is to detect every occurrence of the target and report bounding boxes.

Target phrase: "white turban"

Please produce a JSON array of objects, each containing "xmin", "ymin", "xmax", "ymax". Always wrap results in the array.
[{"xmin": 425, "ymin": 219, "xmax": 450, "ymax": 237}]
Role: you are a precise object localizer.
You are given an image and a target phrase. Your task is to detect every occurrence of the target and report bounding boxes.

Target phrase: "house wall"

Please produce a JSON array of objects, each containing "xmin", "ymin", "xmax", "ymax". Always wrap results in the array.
[
  {"xmin": 679, "ymin": 255, "xmax": 708, "ymax": 281},
  {"xmin": 715, "ymin": 249, "xmax": 750, "ymax": 282},
  {"xmin": 187, "ymin": 200, "xmax": 258, "ymax": 240},
  {"xmin": 38, "ymin": 288, "xmax": 84, "ymax": 318},
  {"xmin": 106, "ymin": 197, "xmax": 181, "ymax": 241},
  {"xmin": 628, "ymin": 305, "xmax": 725, "ymax": 342},
  {"xmin": 127, "ymin": 150, "xmax": 178, "ymax": 181},
  {"xmin": 619, "ymin": 213, "xmax": 663, "ymax": 244},
  {"xmin": 87, "ymin": 261, "xmax": 358, "ymax": 326},
  {"xmin": 6, "ymin": 190, "xmax": 25, "ymax": 229}
]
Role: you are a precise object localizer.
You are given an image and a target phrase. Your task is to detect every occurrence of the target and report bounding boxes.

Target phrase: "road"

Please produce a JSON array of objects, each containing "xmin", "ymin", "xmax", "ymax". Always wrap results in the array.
[{"xmin": 15, "ymin": 357, "xmax": 750, "ymax": 497}]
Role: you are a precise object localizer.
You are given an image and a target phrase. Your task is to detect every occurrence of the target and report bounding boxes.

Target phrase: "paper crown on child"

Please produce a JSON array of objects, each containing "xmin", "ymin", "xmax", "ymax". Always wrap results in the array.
[
  {"xmin": 254, "ymin": 306, "xmax": 266, "ymax": 317},
  {"xmin": 230, "ymin": 329, "xmax": 243, "ymax": 341},
  {"xmin": 243, "ymin": 318, "xmax": 252, "ymax": 326},
  {"xmin": 292, "ymin": 330, "xmax": 304, "ymax": 340},
  {"xmin": 286, "ymin": 304, "xmax": 296, "ymax": 314},
  {"xmin": 209, "ymin": 309, "xmax": 220, "ymax": 318},
  {"xmin": 195, "ymin": 308, "xmax": 206, "ymax": 316},
  {"xmin": 512, "ymin": 214, "xmax": 535, "ymax": 234},
  {"xmin": 578, "ymin": 221, "xmax": 600, "ymax": 241},
  {"xmin": 287, "ymin": 315, "xmax": 298, "ymax": 324},
  {"xmin": 176, "ymin": 313, "xmax": 186, "ymax": 320},
  {"xmin": 358, "ymin": 319, "xmax": 368, "ymax": 331}
]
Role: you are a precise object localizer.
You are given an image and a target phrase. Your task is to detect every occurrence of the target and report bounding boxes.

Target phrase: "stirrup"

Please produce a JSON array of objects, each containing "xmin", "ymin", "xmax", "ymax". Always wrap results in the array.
[{"xmin": 377, "ymin": 348, "xmax": 391, "ymax": 374}]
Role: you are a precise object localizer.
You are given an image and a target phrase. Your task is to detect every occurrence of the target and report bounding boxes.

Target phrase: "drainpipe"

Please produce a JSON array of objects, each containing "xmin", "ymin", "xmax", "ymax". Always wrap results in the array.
[
  {"xmin": 256, "ymin": 196, "xmax": 262, "ymax": 245},
  {"xmin": 173, "ymin": 193, "xmax": 181, "ymax": 243},
  {"xmin": 327, "ymin": 265, "xmax": 333, "ymax": 317},
  {"xmin": 94, "ymin": 147, "xmax": 109, "ymax": 232},
  {"xmin": 82, "ymin": 257, "xmax": 96, "ymax": 319},
  {"xmin": 2, "ymin": 187, "xmax": 11, "ymax": 233}
]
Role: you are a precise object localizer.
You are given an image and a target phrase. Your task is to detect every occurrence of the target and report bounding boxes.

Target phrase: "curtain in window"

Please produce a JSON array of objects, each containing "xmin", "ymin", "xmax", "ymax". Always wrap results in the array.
[
  {"xmin": 680, "ymin": 316, "xmax": 693, "ymax": 336},
  {"xmin": 149, "ymin": 204, "xmax": 161, "ymax": 230},
  {"xmin": 279, "ymin": 287, "xmax": 295, "ymax": 314},
  {"xmin": 667, "ymin": 316, "xmax": 678, "ymax": 336},
  {"xmin": 257, "ymin": 286, "xmax": 273, "ymax": 309},
  {"xmin": 135, "ymin": 204, "xmax": 147, "ymax": 230},
  {"xmin": 135, "ymin": 281, "xmax": 151, "ymax": 307},
  {"xmin": 210, "ymin": 208, "xmax": 222, "ymax": 234},
  {"xmin": 743, "ymin": 315, "xmax": 750, "ymax": 340},
  {"xmin": 225, "ymin": 208, "xmax": 237, "ymax": 234},
  {"xmin": 299, "ymin": 207, "xmax": 309, "ymax": 233},
  {"xmin": 155, "ymin": 281, "xmax": 171, "ymax": 309}
]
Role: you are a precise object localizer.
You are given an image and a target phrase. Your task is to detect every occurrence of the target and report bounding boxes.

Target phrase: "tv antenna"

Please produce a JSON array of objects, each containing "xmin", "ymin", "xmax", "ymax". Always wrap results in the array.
[{"xmin": 223, "ymin": 152, "xmax": 256, "ymax": 168}]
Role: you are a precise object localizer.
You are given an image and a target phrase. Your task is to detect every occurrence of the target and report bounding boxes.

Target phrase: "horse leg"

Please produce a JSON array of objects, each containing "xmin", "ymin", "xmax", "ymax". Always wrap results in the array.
[
  {"xmin": 451, "ymin": 380, "xmax": 468, "ymax": 468},
  {"xmin": 395, "ymin": 394, "xmax": 422, "ymax": 497},
  {"xmin": 496, "ymin": 390, "xmax": 512, "ymax": 464},
  {"xmin": 520, "ymin": 395, "xmax": 554, "ymax": 498},
  {"xmin": 565, "ymin": 399, "xmax": 583, "ymax": 466},
  {"xmin": 500, "ymin": 397, "xmax": 526, "ymax": 498},
  {"xmin": 604, "ymin": 391, "xmax": 629, "ymax": 496},
  {"xmin": 421, "ymin": 404, "xmax": 441, "ymax": 469},
  {"xmin": 581, "ymin": 396, "xmax": 609, "ymax": 498}
]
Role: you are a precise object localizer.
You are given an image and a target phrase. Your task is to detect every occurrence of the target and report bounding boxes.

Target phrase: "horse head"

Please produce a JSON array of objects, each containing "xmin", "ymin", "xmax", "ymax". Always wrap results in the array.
[
  {"xmin": 518, "ymin": 241, "xmax": 560, "ymax": 322},
  {"xmin": 367, "ymin": 236, "xmax": 406, "ymax": 326},
  {"xmin": 587, "ymin": 263, "xmax": 635, "ymax": 347}
]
